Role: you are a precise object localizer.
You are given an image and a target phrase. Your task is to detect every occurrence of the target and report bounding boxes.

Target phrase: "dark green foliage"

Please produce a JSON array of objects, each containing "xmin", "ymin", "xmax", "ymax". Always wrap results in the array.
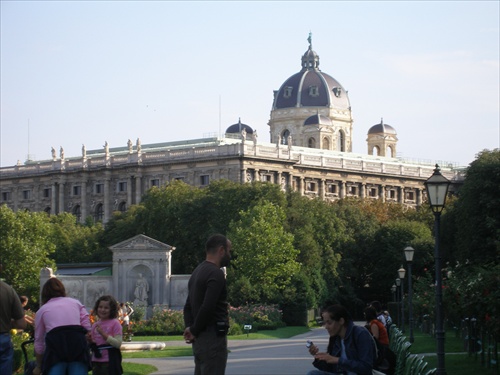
[{"xmin": 0, "ymin": 205, "xmax": 56, "ymax": 302}]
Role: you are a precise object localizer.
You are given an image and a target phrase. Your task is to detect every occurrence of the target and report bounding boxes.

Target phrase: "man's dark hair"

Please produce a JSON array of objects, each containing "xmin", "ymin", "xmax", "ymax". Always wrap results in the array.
[
  {"xmin": 205, "ymin": 234, "xmax": 228, "ymax": 254},
  {"xmin": 370, "ymin": 301, "xmax": 383, "ymax": 312},
  {"xmin": 322, "ymin": 305, "xmax": 352, "ymax": 327}
]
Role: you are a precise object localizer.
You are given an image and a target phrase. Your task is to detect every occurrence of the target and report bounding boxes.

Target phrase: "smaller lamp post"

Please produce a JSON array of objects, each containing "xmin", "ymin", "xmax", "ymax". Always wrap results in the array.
[
  {"xmin": 395, "ymin": 278, "xmax": 401, "ymax": 327},
  {"xmin": 405, "ymin": 246, "xmax": 415, "ymax": 343},
  {"xmin": 391, "ymin": 284, "xmax": 397, "ymax": 302},
  {"xmin": 398, "ymin": 266, "xmax": 406, "ymax": 333},
  {"xmin": 425, "ymin": 164, "xmax": 451, "ymax": 375}
]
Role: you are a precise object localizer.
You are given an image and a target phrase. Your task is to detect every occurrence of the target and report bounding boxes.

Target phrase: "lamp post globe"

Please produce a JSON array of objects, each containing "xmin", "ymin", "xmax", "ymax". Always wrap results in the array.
[{"xmin": 425, "ymin": 164, "xmax": 450, "ymax": 375}]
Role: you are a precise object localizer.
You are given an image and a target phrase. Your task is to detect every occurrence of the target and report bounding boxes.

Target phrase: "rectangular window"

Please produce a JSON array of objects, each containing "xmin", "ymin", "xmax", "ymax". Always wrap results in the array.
[
  {"xmin": 348, "ymin": 185, "xmax": 357, "ymax": 195},
  {"xmin": 389, "ymin": 190, "xmax": 396, "ymax": 199},
  {"xmin": 118, "ymin": 182, "xmax": 127, "ymax": 192},
  {"xmin": 1, "ymin": 192, "xmax": 10, "ymax": 201},
  {"xmin": 95, "ymin": 183, "xmax": 104, "ymax": 194},
  {"xmin": 200, "ymin": 175, "xmax": 210, "ymax": 186},
  {"xmin": 262, "ymin": 175, "xmax": 272, "ymax": 182},
  {"xmin": 22, "ymin": 190, "xmax": 31, "ymax": 200},
  {"xmin": 406, "ymin": 191, "xmax": 415, "ymax": 201},
  {"xmin": 327, "ymin": 184, "xmax": 337, "ymax": 194},
  {"xmin": 307, "ymin": 182, "xmax": 316, "ymax": 192},
  {"xmin": 43, "ymin": 188, "xmax": 51, "ymax": 198},
  {"xmin": 369, "ymin": 188, "xmax": 377, "ymax": 197},
  {"xmin": 151, "ymin": 179, "xmax": 160, "ymax": 187},
  {"xmin": 73, "ymin": 186, "xmax": 81, "ymax": 196}
]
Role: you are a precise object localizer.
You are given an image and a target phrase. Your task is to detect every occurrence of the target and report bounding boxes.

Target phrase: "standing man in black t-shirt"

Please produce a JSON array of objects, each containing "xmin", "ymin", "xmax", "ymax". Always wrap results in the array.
[{"xmin": 183, "ymin": 234, "xmax": 232, "ymax": 375}]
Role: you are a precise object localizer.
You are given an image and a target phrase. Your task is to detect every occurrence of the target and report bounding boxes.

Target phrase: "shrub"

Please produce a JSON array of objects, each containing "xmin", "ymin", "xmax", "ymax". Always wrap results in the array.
[
  {"xmin": 133, "ymin": 306, "xmax": 184, "ymax": 336},
  {"xmin": 229, "ymin": 304, "xmax": 285, "ymax": 331}
]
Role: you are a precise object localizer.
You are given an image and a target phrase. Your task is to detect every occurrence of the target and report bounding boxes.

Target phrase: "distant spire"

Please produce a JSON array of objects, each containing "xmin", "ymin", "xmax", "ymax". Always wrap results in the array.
[{"xmin": 381, "ymin": 117, "xmax": 384, "ymax": 125}]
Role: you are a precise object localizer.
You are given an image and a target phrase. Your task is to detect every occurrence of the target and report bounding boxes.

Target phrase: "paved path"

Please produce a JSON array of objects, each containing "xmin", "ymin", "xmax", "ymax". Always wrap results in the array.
[{"xmin": 125, "ymin": 327, "xmax": 328, "ymax": 375}]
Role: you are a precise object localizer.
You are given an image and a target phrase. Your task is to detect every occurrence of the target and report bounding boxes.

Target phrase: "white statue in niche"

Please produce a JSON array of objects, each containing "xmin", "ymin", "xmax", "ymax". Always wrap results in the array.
[{"xmin": 134, "ymin": 273, "xmax": 149, "ymax": 305}]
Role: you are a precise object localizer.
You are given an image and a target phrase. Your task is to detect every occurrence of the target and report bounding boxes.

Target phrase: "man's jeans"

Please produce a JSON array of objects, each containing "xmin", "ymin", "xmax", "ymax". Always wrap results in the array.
[
  {"xmin": 192, "ymin": 327, "xmax": 228, "ymax": 375},
  {"xmin": 0, "ymin": 333, "xmax": 14, "ymax": 375}
]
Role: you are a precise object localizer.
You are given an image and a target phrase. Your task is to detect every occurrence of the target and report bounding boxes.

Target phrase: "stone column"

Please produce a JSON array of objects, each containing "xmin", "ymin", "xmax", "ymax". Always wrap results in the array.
[
  {"xmin": 127, "ymin": 177, "xmax": 133, "ymax": 207},
  {"xmin": 360, "ymin": 183, "xmax": 366, "ymax": 199},
  {"xmin": 320, "ymin": 179, "xmax": 326, "ymax": 200},
  {"xmin": 104, "ymin": 175, "xmax": 110, "ymax": 223},
  {"xmin": 81, "ymin": 179, "xmax": 87, "ymax": 223},
  {"xmin": 299, "ymin": 177, "xmax": 305, "ymax": 196},
  {"xmin": 135, "ymin": 175, "xmax": 142, "ymax": 205},
  {"xmin": 340, "ymin": 181, "xmax": 346, "ymax": 199},
  {"xmin": 51, "ymin": 182, "xmax": 57, "ymax": 215},
  {"xmin": 58, "ymin": 179, "xmax": 65, "ymax": 214},
  {"xmin": 241, "ymin": 168, "xmax": 246, "ymax": 183},
  {"xmin": 380, "ymin": 185, "xmax": 386, "ymax": 203},
  {"xmin": 398, "ymin": 186, "xmax": 404, "ymax": 204},
  {"xmin": 13, "ymin": 185, "xmax": 19, "ymax": 211}
]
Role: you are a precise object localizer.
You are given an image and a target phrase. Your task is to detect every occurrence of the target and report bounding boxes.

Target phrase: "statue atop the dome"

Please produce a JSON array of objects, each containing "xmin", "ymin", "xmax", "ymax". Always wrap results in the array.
[
  {"xmin": 127, "ymin": 139, "xmax": 133, "ymax": 154},
  {"xmin": 307, "ymin": 32, "xmax": 312, "ymax": 47},
  {"xmin": 51, "ymin": 147, "xmax": 56, "ymax": 161}
]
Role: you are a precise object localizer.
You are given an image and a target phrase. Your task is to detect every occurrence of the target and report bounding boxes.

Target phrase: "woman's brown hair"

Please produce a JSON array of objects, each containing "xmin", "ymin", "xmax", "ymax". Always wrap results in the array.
[{"xmin": 41, "ymin": 277, "xmax": 66, "ymax": 305}]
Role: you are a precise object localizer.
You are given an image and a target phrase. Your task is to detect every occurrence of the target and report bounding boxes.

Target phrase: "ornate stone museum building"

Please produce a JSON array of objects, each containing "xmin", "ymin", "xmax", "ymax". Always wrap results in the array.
[{"xmin": 0, "ymin": 37, "xmax": 464, "ymax": 224}]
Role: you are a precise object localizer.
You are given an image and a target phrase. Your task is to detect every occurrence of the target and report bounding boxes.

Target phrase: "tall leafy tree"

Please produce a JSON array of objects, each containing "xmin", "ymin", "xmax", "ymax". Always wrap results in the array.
[
  {"xmin": 49, "ymin": 213, "xmax": 104, "ymax": 263},
  {"xmin": 0, "ymin": 205, "xmax": 56, "ymax": 302},
  {"xmin": 453, "ymin": 149, "xmax": 500, "ymax": 265},
  {"xmin": 227, "ymin": 201, "xmax": 300, "ymax": 305}
]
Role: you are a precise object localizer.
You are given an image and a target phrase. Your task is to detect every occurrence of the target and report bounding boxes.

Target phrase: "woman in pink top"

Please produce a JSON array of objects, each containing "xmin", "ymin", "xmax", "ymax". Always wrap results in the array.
[{"xmin": 33, "ymin": 278, "xmax": 91, "ymax": 375}]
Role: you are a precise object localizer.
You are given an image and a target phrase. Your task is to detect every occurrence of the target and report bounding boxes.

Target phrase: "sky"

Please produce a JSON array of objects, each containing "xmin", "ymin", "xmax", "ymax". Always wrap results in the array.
[{"xmin": 1, "ymin": 1, "xmax": 499, "ymax": 168}]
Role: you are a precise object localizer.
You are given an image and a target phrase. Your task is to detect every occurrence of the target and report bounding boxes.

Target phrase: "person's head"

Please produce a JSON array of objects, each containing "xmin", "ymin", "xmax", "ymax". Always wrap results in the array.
[
  {"xmin": 370, "ymin": 300, "xmax": 382, "ymax": 313},
  {"xmin": 93, "ymin": 295, "xmax": 119, "ymax": 320},
  {"xmin": 20, "ymin": 295, "xmax": 29, "ymax": 307},
  {"xmin": 205, "ymin": 234, "xmax": 232, "ymax": 267},
  {"xmin": 364, "ymin": 306, "xmax": 378, "ymax": 322},
  {"xmin": 41, "ymin": 277, "xmax": 66, "ymax": 305},
  {"xmin": 321, "ymin": 305, "xmax": 352, "ymax": 338}
]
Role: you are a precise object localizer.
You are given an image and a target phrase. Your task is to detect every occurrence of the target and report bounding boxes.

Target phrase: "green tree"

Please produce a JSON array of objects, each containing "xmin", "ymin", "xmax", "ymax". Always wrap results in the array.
[
  {"xmin": 452, "ymin": 149, "xmax": 500, "ymax": 265},
  {"xmin": 49, "ymin": 213, "xmax": 104, "ymax": 263},
  {"xmin": 0, "ymin": 205, "xmax": 56, "ymax": 302},
  {"xmin": 227, "ymin": 202, "xmax": 300, "ymax": 305}
]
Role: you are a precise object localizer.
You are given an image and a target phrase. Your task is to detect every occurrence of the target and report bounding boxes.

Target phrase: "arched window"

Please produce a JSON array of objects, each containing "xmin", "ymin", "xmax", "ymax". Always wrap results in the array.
[
  {"xmin": 308, "ymin": 137, "xmax": 316, "ymax": 148},
  {"xmin": 73, "ymin": 205, "xmax": 81, "ymax": 222},
  {"xmin": 281, "ymin": 130, "xmax": 290, "ymax": 145},
  {"xmin": 322, "ymin": 137, "xmax": 330, "ymax": 150},
  {"xmin": 387, "ymin": 146, "xmax": 394, "ymax": 157},
  {"xmin": 94, "ymin": 203, "xmax": 104, "ymax": 222},
  {"xmin": 338, "ymin": 130, "xmax": 345, "ymax": 152},
  {"xmin": 372, "ymin": 146, "xmax": 380, "ymax": 156},
  {"xmin": 118, "ymin": 201, "xmax": 127, "ymax": 212}
]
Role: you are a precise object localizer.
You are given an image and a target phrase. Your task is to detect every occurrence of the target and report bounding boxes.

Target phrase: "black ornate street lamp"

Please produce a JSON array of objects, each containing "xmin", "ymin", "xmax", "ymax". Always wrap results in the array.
[
  {"xmin": 405, "ymin": 246, "xmax": 415, "ymax": 343},
  {"xmin": 391, "ymin": 283, "xmax": 397, "ymax": 302},
  {"xmin": 398, "ymin": 266, "xmax": 406, "ymax": 333},
  {"xmin": 395, "ymin": 278, "xmax": 401, "ymax": 327},
  {"xmin": 425, "ymin": 164, "xmax": 451, "ymax": 375}
]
